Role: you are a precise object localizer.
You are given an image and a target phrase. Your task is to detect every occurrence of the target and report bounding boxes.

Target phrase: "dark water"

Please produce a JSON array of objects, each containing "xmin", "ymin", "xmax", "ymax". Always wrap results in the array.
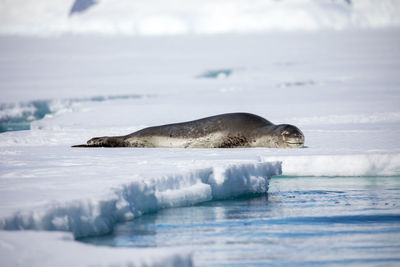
[
  {"xmin": 81, "ymin": 176, "xmax": 400, "ymax": 266},
  {"xmin": 198, "ymin": 69, "xmax": 233, "ymax": 79}
]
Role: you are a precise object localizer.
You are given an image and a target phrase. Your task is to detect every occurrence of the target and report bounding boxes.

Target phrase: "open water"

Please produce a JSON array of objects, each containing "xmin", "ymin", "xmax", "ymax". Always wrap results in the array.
[{"xmin": 81, "ymin": 176, "xmax": 400, "ymax": 266}]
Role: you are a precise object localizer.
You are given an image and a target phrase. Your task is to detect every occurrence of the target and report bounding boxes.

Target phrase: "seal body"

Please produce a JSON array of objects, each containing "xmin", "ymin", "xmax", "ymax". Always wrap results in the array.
[{"xmin": 74, "ymin": 113, "xmax": 304, "ymax": 148}]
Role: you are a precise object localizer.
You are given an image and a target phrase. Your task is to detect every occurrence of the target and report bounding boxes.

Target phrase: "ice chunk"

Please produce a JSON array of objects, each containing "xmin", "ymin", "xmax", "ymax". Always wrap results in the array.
[{"xmin": 0, "ymin": 162, "xmax": 281, "ymax": 238}]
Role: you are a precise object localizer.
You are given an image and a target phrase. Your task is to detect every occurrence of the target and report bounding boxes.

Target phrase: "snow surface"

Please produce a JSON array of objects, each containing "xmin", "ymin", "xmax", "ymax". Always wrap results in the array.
[
  {"xmin": 0, "ymin": 18, "xmax": 400, "ymax": 267},
  {"xmin": 0, "ymin": 231, "xmax": 192, "ymax": 267}
]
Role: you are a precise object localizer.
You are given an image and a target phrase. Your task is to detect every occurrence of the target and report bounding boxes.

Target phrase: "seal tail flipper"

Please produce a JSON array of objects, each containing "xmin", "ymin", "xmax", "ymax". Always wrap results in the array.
[{"xmin": 71, "ymin": 144, "xmax": 91, "ymax": 148}]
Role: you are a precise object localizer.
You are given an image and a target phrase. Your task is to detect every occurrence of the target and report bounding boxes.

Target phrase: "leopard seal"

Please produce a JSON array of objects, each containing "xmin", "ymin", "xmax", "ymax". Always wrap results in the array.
[{"xmin": 72, "ymin": 113, "xmax": 304, "ymax": 148}]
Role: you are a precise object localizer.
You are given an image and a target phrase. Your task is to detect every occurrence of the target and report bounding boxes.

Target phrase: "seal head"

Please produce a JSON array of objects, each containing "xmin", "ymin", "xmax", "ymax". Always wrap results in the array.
[{"xmin": 271, "ymin": 124, "xmax": 304, "ymax": 148}]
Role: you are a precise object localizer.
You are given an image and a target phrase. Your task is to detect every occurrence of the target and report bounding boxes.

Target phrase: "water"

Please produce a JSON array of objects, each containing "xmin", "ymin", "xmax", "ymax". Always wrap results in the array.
[
  {"xmin": 198, "ymin": 69, "xmax": 233, "ymax": 79},
  {"xmin": 80, "ymin": 176, "xmax": 400, "ymax": 266}
]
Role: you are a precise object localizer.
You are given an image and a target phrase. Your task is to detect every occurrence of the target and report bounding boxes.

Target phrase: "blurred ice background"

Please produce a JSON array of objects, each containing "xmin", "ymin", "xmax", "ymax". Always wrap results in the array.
[{"xmin": 0, "ymin": 0, "xmax": 399, "ymax": 36}]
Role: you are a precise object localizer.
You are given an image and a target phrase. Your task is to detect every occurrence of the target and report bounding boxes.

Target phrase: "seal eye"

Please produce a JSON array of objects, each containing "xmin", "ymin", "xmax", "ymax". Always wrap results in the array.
[{"xmin": 282, "ymin": 130, "xmax": 290, "ymax": 136}]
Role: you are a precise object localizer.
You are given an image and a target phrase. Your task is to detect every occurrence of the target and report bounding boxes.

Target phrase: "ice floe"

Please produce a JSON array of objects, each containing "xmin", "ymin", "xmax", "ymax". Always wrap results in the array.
[{"xmin": 0, "ymin": 162, "xmax": 281, "ymax": 238}]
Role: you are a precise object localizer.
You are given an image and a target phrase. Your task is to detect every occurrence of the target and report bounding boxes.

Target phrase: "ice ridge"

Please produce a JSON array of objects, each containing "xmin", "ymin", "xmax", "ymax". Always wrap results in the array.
[
  {"xmin": 0, "ymin": 100, "xmax": 52, "ymax": 133},
  {"xmin": 262, "ymin": 154, "xmax": 400, "ymax": 176},
  {"xmin": 0, "ymin": 161, "xmax": 281, "ymax": 238},
  {"xmin": 0, "ymin": 95, "xmax": 145, "ymax": 133}
]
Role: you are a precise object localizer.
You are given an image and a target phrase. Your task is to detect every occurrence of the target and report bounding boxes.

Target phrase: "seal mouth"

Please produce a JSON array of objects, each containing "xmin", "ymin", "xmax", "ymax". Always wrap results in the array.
[{"xmin": 285, "ymin": 141, "xmax": 304, "ymax": 148}]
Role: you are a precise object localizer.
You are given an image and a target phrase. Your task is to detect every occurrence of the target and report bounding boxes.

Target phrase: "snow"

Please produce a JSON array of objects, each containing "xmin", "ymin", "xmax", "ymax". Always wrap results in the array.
[
  {"xmin": 0, "ymin": 231, "xmax": 192, "ymax": 267},
  {"xmin": 0, "ymin": 6, "xmax": 400, "ymax": 266}
]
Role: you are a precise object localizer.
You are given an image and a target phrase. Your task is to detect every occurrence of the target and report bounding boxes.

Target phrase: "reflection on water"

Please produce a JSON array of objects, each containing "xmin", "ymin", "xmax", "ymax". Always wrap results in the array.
[{"xmin": 80, "ymin": 176, "xmax": 400, "ymax": 266}]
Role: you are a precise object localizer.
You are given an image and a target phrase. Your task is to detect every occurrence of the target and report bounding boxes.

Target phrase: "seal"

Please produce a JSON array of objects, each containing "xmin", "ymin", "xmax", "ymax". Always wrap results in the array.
[{"xmin": 72, "ymin": 113, "xmax": 304, "ymax": 148}]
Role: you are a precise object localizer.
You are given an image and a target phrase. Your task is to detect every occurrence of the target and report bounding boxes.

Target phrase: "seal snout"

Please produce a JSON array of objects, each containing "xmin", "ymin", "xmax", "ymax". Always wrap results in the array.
[{"xmin": 280, "ymin": 124, "xmax": 304, "ymax": 148}]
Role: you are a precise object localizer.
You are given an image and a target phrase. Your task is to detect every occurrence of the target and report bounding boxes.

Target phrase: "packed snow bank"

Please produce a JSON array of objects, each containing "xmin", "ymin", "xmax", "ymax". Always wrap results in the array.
[
  {"xmin": 262, "ymin": 154, "xmax": 400, "ymax": 177},
  {"xmin": 0, "ymin": 231, "xmax": 192, "ymax": 267},
  {"xmin": 0, "ymin": 162, "xmax": 280, "ymax": 238},
  {"xmin": 291, "ymin": 112, "xmax": 400, "ymax": 126},
  {"xmin": 1, "ymin": 0, "xmax": 400, "ymax": 36}
]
